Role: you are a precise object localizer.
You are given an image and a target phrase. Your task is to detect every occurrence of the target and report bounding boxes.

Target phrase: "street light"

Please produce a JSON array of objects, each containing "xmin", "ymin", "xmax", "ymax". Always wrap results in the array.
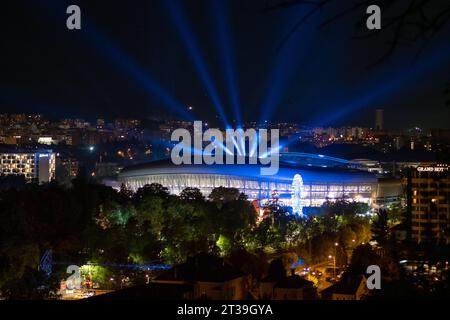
[
  {"xmin": 333, "ymin": 242, "xmax": 339, "ymax": 279},
  {"xmin": 328, "ymin": 254, "xmax": 336, "ymax": 280}
]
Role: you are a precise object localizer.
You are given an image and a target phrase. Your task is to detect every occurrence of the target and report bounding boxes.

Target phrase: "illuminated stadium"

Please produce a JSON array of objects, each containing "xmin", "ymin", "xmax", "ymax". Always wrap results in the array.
[{"xmin": 118, "ymin": 153, "xmax": 394, "ymax": 216}]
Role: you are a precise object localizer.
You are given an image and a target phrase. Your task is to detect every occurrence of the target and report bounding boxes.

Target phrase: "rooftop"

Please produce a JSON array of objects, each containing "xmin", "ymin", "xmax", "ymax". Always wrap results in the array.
[
  {"xmin": 119, "ymin": 153, "xmax": 378, "ymax": 184},
  {"xmin": 320, "ymin": 275, "xmax": 366, "ymax": 295},
  {"xmin": 153, "ymin": 254, "xmax": 245, "ymax": 283},
  {"xmin": 274, "ymin": 275, "xmax": 314, "ymax": 289}
]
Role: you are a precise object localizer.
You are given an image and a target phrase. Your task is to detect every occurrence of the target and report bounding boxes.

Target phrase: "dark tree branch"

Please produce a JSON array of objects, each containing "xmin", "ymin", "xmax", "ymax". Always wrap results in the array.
[
  {"xmin": 367, "ymin": 0, "xmax": 417, "ymax": 67},
  {"xmin": 266, "ymin": 0, "xmax": 450, "ymax": 65},
  {"xmin": 263, "ymin": 0, "xmax": 321, "ymax": 12},
  {"xmin": 275, "ymin": 0, "xmax": 330, "ymax": 50}
]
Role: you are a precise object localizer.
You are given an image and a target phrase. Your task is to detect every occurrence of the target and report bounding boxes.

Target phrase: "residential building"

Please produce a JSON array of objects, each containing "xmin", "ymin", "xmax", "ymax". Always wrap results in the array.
[
  {"xmin": 260, "ymin": 274, "xmax": 316, "ymax": 300},
  {"xmin": 408, "ymin": 164, "xmax": 450, "ymax": 244},
  {"xmin": 320, "ymin": 275, "xmax": 368, "ymax": 300},
  {"xmin": 152, "ymin": 254, "xmax": 249, "ymax": 300},
  {"xmin": 0, "ymin": 150, "xmax": 56, "ymax": 183}
]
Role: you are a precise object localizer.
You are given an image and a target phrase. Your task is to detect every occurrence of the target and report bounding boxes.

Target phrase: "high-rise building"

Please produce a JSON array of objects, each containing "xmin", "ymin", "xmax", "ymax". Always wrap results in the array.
[
  {"xmin": 10, "ymin": 114, "xmax": 26, "ymax": 124},
  {"xmin": 408, "ymin": 164, "xmax": 450, "ymax": 244},
  {"xmin": 394, "ymin": 136, "xmax": 405, "ymax": 150},
  {"xmin": 375, "ymin": 109, "xmax": 384, "ymax": 131},
  {"xmin": 114, "ymin": 119, "xmax": 140, "ymax": 131},
  {"xmin": 57, "ymin": 157, "xmax": 79, "ymax": 178},
  {"xmin": 96, "ymin": 118, "xmax": 105, "ymax": 129},
  {"xmin": 0, "ymin": 150, "xmax": 56, "ymax": 183}
]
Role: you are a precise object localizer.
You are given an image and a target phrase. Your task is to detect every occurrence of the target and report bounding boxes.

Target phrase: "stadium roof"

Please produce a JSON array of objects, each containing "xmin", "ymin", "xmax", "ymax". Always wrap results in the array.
[{"xmin": 119, "ymin": 153, "xmax": 377, "ymax": 184}]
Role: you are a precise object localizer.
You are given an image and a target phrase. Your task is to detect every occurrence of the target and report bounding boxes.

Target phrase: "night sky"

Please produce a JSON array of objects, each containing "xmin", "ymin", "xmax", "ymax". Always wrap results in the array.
[{"xmin": 1, "ymin": 0, "xmax": 450, "ymax": 129}]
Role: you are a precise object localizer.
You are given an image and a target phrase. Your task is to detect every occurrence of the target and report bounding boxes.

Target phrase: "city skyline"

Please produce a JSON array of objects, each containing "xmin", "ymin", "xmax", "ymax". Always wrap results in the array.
[{"xmin": 2, "ymin": 0, "xmax": 450, "ymax": 305}]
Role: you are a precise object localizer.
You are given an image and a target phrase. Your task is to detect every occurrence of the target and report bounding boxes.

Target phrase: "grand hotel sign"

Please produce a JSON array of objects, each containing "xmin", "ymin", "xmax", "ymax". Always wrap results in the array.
[{"xmin": 417, "ymin": 165, "xmax": 449, "ymax": 172}]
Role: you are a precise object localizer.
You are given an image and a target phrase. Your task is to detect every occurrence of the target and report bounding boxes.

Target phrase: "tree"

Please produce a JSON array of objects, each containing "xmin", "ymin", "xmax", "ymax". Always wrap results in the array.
[
  {"xmin": 119, "ymin": 183, "xmax": 133, "ymax": 199},
  {"xmin": 0, "ymin": 175, "xmax": 26, "ymax": 191},
  {"xmin": 208, "ymin": 187, "xmax": 246, "ymax": 208},
  {"xmin": 300, "ymin": 217, "xmax": 323, "ymax": 263},
  {"xmin": 346, "ymin": 243, "xmax": 380, "ymax": 276},
  {"xmin": 267, "ymin": 258, "xmax": 287, "ymax": 280},
  {"xmin": 386, "ymin": 203, "xmax": 405, "ymax": 226},
  {"xmin": 161, "ymin": 197, "xmax": 213, "ymax": 263},
  {"xmin": 215, "ymin": 197, "xmax": 256, "ymax": 243},
  {"xmin": 372, "ymin": 209, "xmax": 389, "ymax": 246},
  {"xmin": 320, "ymin": 199, "xmax": 368, "ymax": 218},
  {"xmin": 1, "ymin": 267, "xmax": 60, "ymax": 300},
  {"xmin": 340, "ymin": 225, "xmax": 357, "ymax": 248},
  {"xmin": 228, "ymin": 248, "xmax": 269, "ymax": 282},
  {"xmin": 134, "ymin": 195, "xmax": 165, "ymax": 236},
  {"xmin": 252, "ymin": 218, "xmax": 284, "ymax": 250},
  {"xmin": 345, "ymin": 218, "xmax": 372, "ymax": 245},
  {"xmin": 133, "ymin": 183, "xmax": 169, "ymax": 201},
  {"xmin": 208, "ymin": 187, "xmax": 256, "ymax": 243},
  {"xmin": 179, "ymin": 187, "xmax": 205, "ymax": 202}
]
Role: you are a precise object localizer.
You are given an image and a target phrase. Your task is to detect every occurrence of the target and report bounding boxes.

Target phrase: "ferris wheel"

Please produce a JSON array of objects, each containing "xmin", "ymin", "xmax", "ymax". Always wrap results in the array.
[{"xmin": 291, "ymin": 174, "xmax": 305, "ymax": 217}]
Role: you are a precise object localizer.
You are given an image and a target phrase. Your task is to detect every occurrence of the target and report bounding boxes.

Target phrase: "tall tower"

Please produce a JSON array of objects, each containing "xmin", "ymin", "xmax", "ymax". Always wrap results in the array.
[
  {"xmin": 375, "ymin": 109, "xmax": 384, "ymax": 131},
  {"xmin": 291, "ymin": 174, "xmax": 304, "ymax": 217}
]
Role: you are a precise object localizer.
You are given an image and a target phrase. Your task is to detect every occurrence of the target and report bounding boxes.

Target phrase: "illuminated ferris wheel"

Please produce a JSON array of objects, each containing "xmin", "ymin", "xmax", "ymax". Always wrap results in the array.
[{"xmin": 291, "ymin": 174, "xmax": 304, "ymax": 217}]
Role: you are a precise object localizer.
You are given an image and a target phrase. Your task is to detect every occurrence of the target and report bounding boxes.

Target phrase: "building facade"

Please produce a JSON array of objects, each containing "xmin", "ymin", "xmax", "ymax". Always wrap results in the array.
[
  {"xmin": 409, "ymin": 164, "xmax": 450, "ymax": 244},
  {"xmin": 375, "ymin": 109, "xmax": 384, "ymax": 131},
  {"xmin": 0, "ymin": 150, "xmax": 56, "ymax": 183},
  {"xmin": 152, "ymin": 255, "xmax": 249, "ymax": 300},
  {"xmin": 118, "ymin": 153, "xmax": 402, "ymax": 213}
]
